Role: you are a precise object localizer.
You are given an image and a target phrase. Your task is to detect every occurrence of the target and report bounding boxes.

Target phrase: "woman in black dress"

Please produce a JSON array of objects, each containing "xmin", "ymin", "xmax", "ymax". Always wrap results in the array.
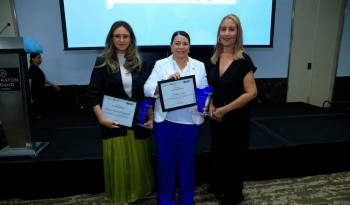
[{"xmin": 207, "ymin": 14, "xmax": 257, "ymax": 205}]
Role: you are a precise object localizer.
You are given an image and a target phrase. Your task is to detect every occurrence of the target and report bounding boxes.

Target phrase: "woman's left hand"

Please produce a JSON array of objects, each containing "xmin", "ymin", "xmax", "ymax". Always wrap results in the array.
[
  {"xmin": 142, "ymin": 106, "xmax": 154, "ymax": 129},
  {"xmin": 212, "ymin": 107, "xmax": 226, "ymax": 122},
  {"xmin": 143, "ymin": 119, "xmax": 153, "ymax": 129},
  {"xmin": 168, "ymin": 72, "xmax": 181, "ymax": 80}
]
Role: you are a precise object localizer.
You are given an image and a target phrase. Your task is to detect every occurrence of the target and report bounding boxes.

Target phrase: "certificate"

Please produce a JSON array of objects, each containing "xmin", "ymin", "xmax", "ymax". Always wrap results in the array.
[
  {"xmin": 158, "ymin": 75, "xmax": 197, "ymax": 112},
  {"xmin": 101, "ymin": 95, "xmax": 137, "ymax": 127}
]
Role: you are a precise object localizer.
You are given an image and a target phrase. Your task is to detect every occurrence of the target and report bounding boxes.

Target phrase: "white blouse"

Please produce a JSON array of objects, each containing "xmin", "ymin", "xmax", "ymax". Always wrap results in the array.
[
  {"xmin": 144, "ymin": 55, "xmax": 208, "ymax": 124},
  {"xmin": 117, "ymin": 54, "xmax": 132, "ymax": 98},
  {"xmin": 165, "ymin": 58, "xmax": 193, "ymax": 124}
]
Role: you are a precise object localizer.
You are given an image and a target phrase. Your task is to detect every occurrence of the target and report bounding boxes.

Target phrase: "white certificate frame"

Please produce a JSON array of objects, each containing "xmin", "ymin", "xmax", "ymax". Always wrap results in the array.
[
  {"xmin": 101, "ymin": 95, "xmax": 137, "ymax": 127},
  {"xmin": 158, "ymin": 75, "xmax": 197, "ymax": 112}
]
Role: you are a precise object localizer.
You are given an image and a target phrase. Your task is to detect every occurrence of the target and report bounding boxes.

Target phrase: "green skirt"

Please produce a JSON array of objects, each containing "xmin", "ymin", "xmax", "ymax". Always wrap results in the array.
[{"xmin": 102, "ymin": 130, "xmax": 154, "ymax": 204}]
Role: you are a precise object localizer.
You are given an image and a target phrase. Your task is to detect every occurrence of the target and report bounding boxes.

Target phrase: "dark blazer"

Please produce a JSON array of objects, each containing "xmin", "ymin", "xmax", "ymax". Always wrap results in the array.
[{"xmin": 89, "ymin": 56, "xmax": 153, "ymax": 139}]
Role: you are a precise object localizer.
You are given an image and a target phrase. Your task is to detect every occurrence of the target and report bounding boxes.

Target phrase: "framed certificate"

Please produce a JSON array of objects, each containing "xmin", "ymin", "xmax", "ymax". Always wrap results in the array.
[
  {"xmin": 101, "ymin": 95, "xmax": 137, "ymax": 127},
  {"xmin": 158, "ymin": 75, "xmax": 197, "ymax": 112}
]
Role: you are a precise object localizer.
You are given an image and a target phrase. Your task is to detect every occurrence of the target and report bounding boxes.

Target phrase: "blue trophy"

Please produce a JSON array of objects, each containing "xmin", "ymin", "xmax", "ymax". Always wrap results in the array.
[
  {"xmin": 137, "ymin": 97, "xmax": 154, "ymax": 125},
  {"xmin": 195, "ymin": 86, "xmax": 213, "ymax": 113}
]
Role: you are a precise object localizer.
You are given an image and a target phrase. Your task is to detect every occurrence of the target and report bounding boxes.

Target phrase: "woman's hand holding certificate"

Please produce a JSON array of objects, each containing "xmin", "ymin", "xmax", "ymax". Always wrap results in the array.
[
  {"xmin": 168, "ymin": 72, "xmax": 181, "ymax": 80},
  {"xmin": 99, "ymin": 117, "xmax": 120, "ymax": 129},
  {"xmin": 101, "ymin": 95, "xmax": 137, "ymax": 128}
]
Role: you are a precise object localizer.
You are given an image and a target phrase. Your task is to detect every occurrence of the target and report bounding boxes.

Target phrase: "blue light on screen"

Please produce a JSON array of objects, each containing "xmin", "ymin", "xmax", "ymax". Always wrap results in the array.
[{"xmin": 61, "ymin": 0, "xmax": 274, "ymax": 49}]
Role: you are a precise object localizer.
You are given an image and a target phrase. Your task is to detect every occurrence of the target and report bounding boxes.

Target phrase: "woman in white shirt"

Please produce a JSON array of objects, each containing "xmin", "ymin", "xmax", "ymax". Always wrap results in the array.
[{"xmin": 144, "ymin": 31, "xmax": 208, "ymax": 205}]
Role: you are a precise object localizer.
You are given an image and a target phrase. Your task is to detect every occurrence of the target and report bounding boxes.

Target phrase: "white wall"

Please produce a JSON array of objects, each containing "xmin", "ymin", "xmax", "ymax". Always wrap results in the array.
[
  {"xmin": 336, "ymin": 0, "xmax": 350, "ymax": 76},
  {"xmin": 247, "ymin": 0, "xmax": 293, "ymax": 78},
  {"xmin": 14, "ymin": 0, "xmax": 99, "ymax": 85},
  {"xmin": 13, "ymin": 0, "xmax": 291, "ymax": 84}
]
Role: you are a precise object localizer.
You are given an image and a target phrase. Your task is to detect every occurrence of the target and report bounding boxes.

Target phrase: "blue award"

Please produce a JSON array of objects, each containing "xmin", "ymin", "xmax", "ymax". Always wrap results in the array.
[
  {"xmin": 195, "ymin": 86, "xmax": 213, "ymax": 113},
  {"xmin": 137, "ymin": 97, "xmax": 154, "ymax": 125}
]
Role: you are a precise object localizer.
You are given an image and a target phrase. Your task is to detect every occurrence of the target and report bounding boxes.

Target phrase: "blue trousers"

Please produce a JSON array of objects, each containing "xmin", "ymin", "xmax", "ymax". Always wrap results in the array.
[{"xmin": 154, "ymin": 120, "xmax": 200, "ymax": 205}]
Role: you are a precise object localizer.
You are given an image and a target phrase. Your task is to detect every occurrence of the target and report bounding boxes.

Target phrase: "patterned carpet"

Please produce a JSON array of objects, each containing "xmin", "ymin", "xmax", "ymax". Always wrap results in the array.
[{"xmin": 1, "ymin": 171, "xmax": 350, "ymax": 205}]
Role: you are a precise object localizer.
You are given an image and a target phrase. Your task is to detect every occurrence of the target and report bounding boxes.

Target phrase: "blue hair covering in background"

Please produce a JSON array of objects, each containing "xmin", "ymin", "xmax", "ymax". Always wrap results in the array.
[{"xmin": 23, "ymin": 37, "xmax": 43, "ymax": 53}]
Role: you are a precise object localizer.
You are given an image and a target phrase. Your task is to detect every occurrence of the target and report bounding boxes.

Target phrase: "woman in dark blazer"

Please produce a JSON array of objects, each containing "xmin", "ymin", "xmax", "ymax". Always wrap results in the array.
[{"xmin": 89, "ymin": 21, "xmax": 154, "ymax": 205}]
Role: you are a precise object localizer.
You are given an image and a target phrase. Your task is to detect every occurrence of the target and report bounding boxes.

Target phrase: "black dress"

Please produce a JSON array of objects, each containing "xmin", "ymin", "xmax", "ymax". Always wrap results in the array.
[
  {"xmin": 208, "ymin": 52, "xmax": 255, "ymax": 200},
  {"xmin": 27, "ymin": 64, "xmax": 46, "ymax": 114}
]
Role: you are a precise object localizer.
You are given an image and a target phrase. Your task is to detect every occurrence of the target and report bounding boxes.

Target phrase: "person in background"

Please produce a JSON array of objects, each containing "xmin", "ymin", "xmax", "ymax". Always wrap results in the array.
[
  {"xmin": 144, "ymin": 31, "xmax": 208, "ymax": 205},
  {"xmin": 27, "ymin": 53, "xmax": 60, "ymax": 119},
  {"xmin": 88, "ymin": 21, "xmax": 154, "ymax": 205},
  {"xmin": 206, "ymin": 13, "xmax": 257, "ymax": 205}
]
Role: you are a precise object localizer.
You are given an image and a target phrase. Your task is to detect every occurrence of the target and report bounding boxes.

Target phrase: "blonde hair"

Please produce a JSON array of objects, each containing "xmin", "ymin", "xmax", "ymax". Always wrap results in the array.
[
  {"xmin": 96, "ymin": 21, "xmax": 141, "ymax": 73},
  {"xmin": 211, "ymin": 14, "xmax": 244, "ymax": 64}
]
